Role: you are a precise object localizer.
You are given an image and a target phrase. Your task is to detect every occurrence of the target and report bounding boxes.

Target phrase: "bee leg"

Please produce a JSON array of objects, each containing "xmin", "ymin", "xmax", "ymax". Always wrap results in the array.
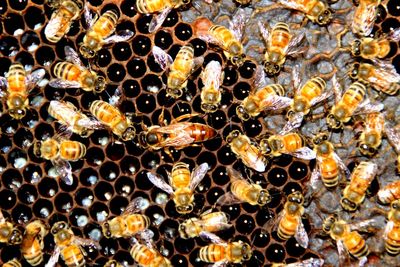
[
  {"xmin": 251, "ymin": 3, "xmax": 283, "ymax": 18},
  {"xmin": 171, "ymin": 113, "xmax": 200, "ymax": 124},
  {"xmin": 162, "ymin": 148, "xmax": 174, "ymax": 161},
  {"xmin": 247, "ymin": 45, "xmax": 264, "ymax": 55},
  {"xmin": 158, "ymin": 108, "xmax": 168, "ymax": 126}
]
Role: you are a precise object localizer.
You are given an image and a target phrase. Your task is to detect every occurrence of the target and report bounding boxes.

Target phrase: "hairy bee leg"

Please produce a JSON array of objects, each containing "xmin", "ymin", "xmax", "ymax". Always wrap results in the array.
[
  {"xmin": 247, "ymin": 45, "xmax": 264, "ymax": 54},
  {"xmin": 171, "ymin": 113, "xmax": 200, "ymax": 124},
  {"xmin": 162, "ymin": 148, "xmax": 174, "ymax": 161},
  {"xmin": 336, "ymin": 26, "xmax": 350, "ymax": 49},
  {"xmin": 251, "ymin": 3, "xmax": 283, "ymax": 18}
]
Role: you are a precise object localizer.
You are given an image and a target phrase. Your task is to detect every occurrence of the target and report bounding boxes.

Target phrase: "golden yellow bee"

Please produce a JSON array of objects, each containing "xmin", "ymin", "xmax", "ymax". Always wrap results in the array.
[
  {"xmin": 310, "ymin": 133, "xmax": 349, "ymax": 189},
  {"xmin": 178, "ymin": 210, "xmax": 232, "ymax": 239},
  {"xmin": 326, "ymin": 76, "xmax": 383, "ymax": 129},
  {"xmin": 349, "ymin": 61, "xmax": 400, "ymax": 96},
  {"xmin": 200, "ymin": 60, "xmax": 224, "ymax": 113},
  {"xmin": 102, "ymin": 197, "xmax": 151, "ymax": 239},
  {"xmin": 46, "ymin": 221, "xmax": 99, "ymax": 267},
  {"xmin": 48, "ymin": 100, "xmax": 103, "ymax": 137},
  {"xmin": 386, "ymin": 125, "xmax": 400, "ymax": 174},
  {"xmin": 259, "ymin": 132, "xmax": 316, "ymax": 160},
  {"xmin": 198, "ymin": 236, "xmax": 252, "ymax": 265},
  {"xmin": 378, "ymin": 181, "xmax": 400, "ymax": 205},
  {"xmin": 384, "ymin": 200, "xmax": 400, "ymax": 255},
  {"xmin": 21, "ymin": 220, "xmax": 48, "ymax": 266},
  {"xmin": 193, "ymin": 10, "xmax": 248, "ymax": 66},
  {"xmin": 3, "ymin": 259, "xmax": 22, "ymax": 267},
  {"xmin": 104, "ymin": 260, "xmax": 123, "ymax": 267},
  {"xmin": 323, "ymin": 214, "xmax": 370, "ymax": 265},
  {"xmin": 216, "ymin": 167, "xmax": 271, "ymax": 206},
  {"xmin": 89, "ymin": 100, "xmax": 136, "ymax": 141},
  {"xmin": 225, "ymin": 130, "xmax": 268, "ymax": 172},
  {"xmin": 357, "ymin": 112, "xmax": 385, "ymax": 156},
  {"xmin": 236, "ymin": 65, "xmax": 291, "ymax": 121},
  {"xmin": 49, "ymin": 46, "xmax": 106, "ymax": 93},
  {"xmin": 341, "ymin": 161, "xmax": 378, "ymax": 211},
  {"xmin": 351, "ymin": 0, "xmax": 381, "ymax": 36},
  {"xmin": 258, "ymin": 22, "xmax": 306, "ymax": 76},
  {"xmin": 271, "ymin": 258, "xmax": 324, "ymax": 267},
  {"xmin": 139, "ymin": 113, "xmax": 217, "ymax": 151},
  {"xmin": 44, "ymin": 0, "xmax": 83, "ymax": 43},
  {"xmin": 0, "ymin": 62, "xmax": 45, "ymax": 119},
  {"xmin": 80, "ymin": 7, "xmax": 133, "ymax": 58},
  {"xmin": 0, "ymin": 210, "xmax": 23, "ymax": 246},
  {"xmin": 130, "ymin": 238, "xmax": 172, "ymax": 267},
  {"xmin": 147, "ymin": 162, "xmax": 209, "ymax": 214}
]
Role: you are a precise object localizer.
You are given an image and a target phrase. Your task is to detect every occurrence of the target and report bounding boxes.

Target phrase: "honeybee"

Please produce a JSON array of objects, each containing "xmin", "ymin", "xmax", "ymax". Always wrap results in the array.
[
  {"xmin": 130, "ymin": 239, "xmax": 172, "ymax": 267},
  {"xmin": 80, "ymin": 7, "xmax": 133, "ymax": 58},
  {"xmin": 258, "ymin": 22, "xmax": 306, "ymax": 76},
  {"xmin": 49, "ymin": 46, "xmax": 106, "ymax": 93},
  {"xmin": 271, "ymin": 258, "xmax": 324, "ymax": 267},
  {"xmin": 385, "ymin": 125, "xmax": 400, "ymax": 174},
  {"xmin": 193, "ymin": 9, "xmax": 248, "ymax": 66},
  {"xmin": 147, "ymin": 162, "xmax": 209, "ymax": 214},
  {"xmin": 152, "ymin": 45, "xmax": 204, "ymax": 98},
  {"xmin": 21, "ymin": 220, "xmax": 48, "ymax": 266},
  {"xmin": 46, "ymin": 221, "xmax": 100, "ymax": 267},
  {"xmin": 44, "ymin": 0, "xmax": 83, "ymax": 43},
  {"xmin": 351, "ymin": 0, "xmax": 381, "ymax": 36},
  {"xmin": 139, "ymin": 113, "xmax": 217, "ymax": 151},
  {"xmin": 200, "ymin": 60, "xmax": 224, "ymax": 113},
  {"xmin": 378, "ymin": 181, "xmax": 400, "ymax": 205},
  {"xmin": 349, "ymin": 61, "xmax": 400, "ymax": 96},
  {"xmin": 216, "ymin": 167, "xmax": 271, "ymax": 206},
  {"xmin": 341, "ymin": 161, "xmax": 378, "ymax": 211},
  {"xmin": 0, "ymin": 62, "xmax": 45, "ymax": 119},
  {"xmin": 357, "ymin": 112, "xmax": 385, "ymax": 156},
  {"xmin": 179, "ymin": 210, "xmax": 232, "ymax": 239},
  {"xmin": 198, "ymin": 235, "xmax": 252, "ymax": 265},
  {"xmin": 259, "ymin": 132, "xmax": 316, "ymax": 160},
  {"xmin": 384, "ymin": 199, "xmax": 400, "ymax": 255},
  {"xmin": 326, "ymin": 76, "xmax": 383, "ymax": 129},
  {"xmin": 236, "ymin": 65, "xmax": 292, "ymax": 121},
  {"xmin": 48, "ymin": 100, "xmax": 103, "ymax": 137},
  {"xmin": 102, "ymin": 197, "xmax": 151, "ymax": 239},
  {"xmin": 89, "ymin": 100, "xmax": 136, "ymax": 141},
  {"xmin": 322, "ymin": 215, "xmax": 370, "ymax": 265},
  {"xmin": 225, "ymin": 130, "xmax": 268, "ymax": 172},
  {"xmin": 3, "ymin": 259, "xmax": 22, "ymax": 267},
  {"xmin": 104, "ymin": 260, "xmax": 123, "ymax": 267},
  {"xmin": 0, "ymin": 210, "xmax": 23, "ymax": 245}
]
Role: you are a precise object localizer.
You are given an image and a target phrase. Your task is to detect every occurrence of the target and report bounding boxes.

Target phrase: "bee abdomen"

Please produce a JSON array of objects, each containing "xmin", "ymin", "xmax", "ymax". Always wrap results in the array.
[
  {"xmin": 54, "ymin": 62, "xmax": 81, "ymax": 81},
  {"xmin": 93, "ymin": 10, "xmax": 118, "ymax": 38},
  {"xmin": 199, "ymin": 244, "xmax": 226, "ymax": 262},
  {"xmin": 62, "ymin": 245, "xmax": 85, "ymax": 267},
  {"xmin": 7, "ymin": 63, "xmax": 26, "ymax": 92},
  {"xmin": 130, "ymin": 244, "xmax": 155, "ymax": 265},
  {"xmin": 187, "ymin": 123, "xmax": 217, "ymax": 142},
  {"xmin": 277, "ymin": 215, "xmax": 298, "ymax": 240},
  {"xmin": 59, "ymin": 141, "xmax": 86, "ymax": 161},
  {"xmin": 125, "ymin": 214, "xmax": 150, "ymax": 234}
]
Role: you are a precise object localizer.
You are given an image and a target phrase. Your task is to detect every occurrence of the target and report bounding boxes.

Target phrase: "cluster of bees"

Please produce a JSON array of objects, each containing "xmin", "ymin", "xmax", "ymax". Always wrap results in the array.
[{"xmin": 0, "ymin": 0, "xmax": 399, "ymax": 266}]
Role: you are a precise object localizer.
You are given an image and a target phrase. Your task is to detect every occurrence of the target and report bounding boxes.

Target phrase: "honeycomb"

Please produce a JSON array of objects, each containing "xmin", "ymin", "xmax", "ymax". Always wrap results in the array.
[{"xmin": 0, "ymin": 0, "xmax": 399, "ymax": 266}]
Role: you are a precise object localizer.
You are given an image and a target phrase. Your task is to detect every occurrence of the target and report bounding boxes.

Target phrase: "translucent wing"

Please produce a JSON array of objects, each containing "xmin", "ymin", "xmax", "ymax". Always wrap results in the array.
[
  {"xmin": 75, "ymin": 236, "xmax": 101, "ymax": 249},
  {"xmin": 352, "ymin": 4, "xmax": 377, "ymax": 36},
  {"xmin": 332, "ymin": 74, "xmax": 342, "ymax": 104},
  {"xmin": 388, "ymin": 27, "xmax": 400, "ymax": 42},
  {"xmin": 386, "ymin": 126, "xmax": 400, "ymax": 153},
  {"xmin": 199, "ymin": 231, "xmax": 226, "ymax": 245},
  {"xmin": 287, "ymin": 31, "xmax": 307, "ymax": 56},
  {"xmin": 288, "ymin": 147, "xmax": 317, "ymax": 160},
  {"xmin": 336, "ymin": 239, "xmax": 349, "ymax": 266},
  {"xmin": 76, "ymin": 116, "xmax": 104, "ymax": 130},
  {"xmin": 192, "ymin": 56, "xmax": 205, "ymax": 74},
  {"xmin": 48, "ymin": 79, "xmax": 82, "ymax": 89},
  {"xmin": 333, "ymin": 152, "xmax": 351, "ymax": 179},
  {"xmin": 239, "ymin": 143, "xmax": 267, "ymax": 172},
  {"xmin": 152, "ymin": 46, "xmax": 173, "ymax": 71},
  {"xmin": 25, "ymin": 68, "xmax": 46, "ymax": 91},
  {"xmin": 64, "ymin": 46, "xmax": 85, "ymax": 68},
  {"xmin": 353, "ymin": 99, "xmax": 384, "ymax": 116},
  {"xmin": 278, "ymin": 0, "xmax": 308, "ymax": 12},
  {"xmin": 123, "ymin": 197, "xmax": 148, "ymax": 215},
  {"xmin": 230, "ymin": 8, "xmax": 248, "ymax": 41},
  {"xmin": 103, "ymin": 31, "xmax": 134, "ymax": 45},
  {"xmin": 0, "ymin": 210, "xmax": 4, "ymax": 223},
  {"xmin": 202, "ymin": 61, "xmax": 223, "ymax": 89},
  {"xmin": 227, "ymin": 167, "xmax": 248, "ymax": 183},
  {"xmin": 285, "ymin": 258, "xmax": 324, "ymax": 267},
  {"xmin": 310, "ymin": 167, "xmax": 320, "ymax": 190},
  {"xmin": 261, "ymin": 95, "xmax": 292, "ymax": 111},
  {"xmin": 52, "ymin": 157, "xmax": 73, "ymax": 185},
  {"xmin": 44, "ymin": 15, "xmax": 64, "ymax": 41},
  {"xmin": 371, "ymin": 59, "xmax": 400, "ymax": 83},
  {"xmin": 146, "ymin": 172, "xmax": 174, "ymax": 194},
  {"xmin": 0, "ymin": 76, "xmax": 7, "ymax": 93},
  {"xmin": 84, "ymin": 3, "xmax": 98, "ymax": 29},
  {"xmin": 190, "ymin": 162, "xmax": 209, "ymax": 191},
  {"xmin": 53, "ymin": 129, "xmax": 73, "ymax": 142},
  {"xmin": 309, "ymin": 91, "xmax": 333, "ymax": 107},
  {"xmin": 45, "ymin": 245, "xmax": 61, "ymax": 267},
  {"xmin": 253, "ymin": 64, "xmax": 267, "ymax": 90},
  {"xmin": 295, "ymin": 220, "xmax": 309, "ymax": 248},
  {"xmin": 292, "ymin": 65, "xmax": 301, "ymax": 93},
  {"xmin": 215, "ymin": 192, "xmax": 243, "ymax": 206},
  {"xmin": 384, "ymin": 220, "xmax": 394, "ymax": 240},
  {"xmin": 148, "ymin": 7, "xmax": 171, "ymax": 33},
  {"xmin": 349, "ymin": 218, "xmax": 380, "ymax": 232},
  {"xmin": 149, "ymin": 123, "xmax": 196, "ymax": 147},
  {"xmin": 281, "ymin": 112, "xmax": 304, "ymax": 134},
  {"xmin": 258, "ymin": 21, "xmax": 270, "ymax": 44},
  {"xmin": 359, "ymin": 256, "xmax": 368, "ymax": 267}
]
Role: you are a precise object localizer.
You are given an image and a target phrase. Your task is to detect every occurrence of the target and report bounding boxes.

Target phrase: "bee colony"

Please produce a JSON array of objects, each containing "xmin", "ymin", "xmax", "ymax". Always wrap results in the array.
[{"xmin": 0, "ymin": 0, "xmax": 399, "ymax": 266}]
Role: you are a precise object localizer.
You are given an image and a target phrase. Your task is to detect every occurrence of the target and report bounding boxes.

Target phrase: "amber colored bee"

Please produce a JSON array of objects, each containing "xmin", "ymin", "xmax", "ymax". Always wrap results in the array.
[
  {"xmin": 326, "ymin": 76, "xmax": 383, "ymax": 129},
  {"xmin": 351, "ymin": 0, "xmax": 381, "ymax": 36},
  {"xmin": 46, "ymin": 221, "xmax": 99, "ymax": 267},
  {"xmin": 310, "ymin": 133, "xmax": 349, "ymax": 189},
  {"xmin": 0, "ymin": 210, "xmax": 22, "ymax": 246},
  {"xmin": 21, "ymin": 220, "xmax": 48, "ymax": 266},
  {"xmin": 89, "ymin": 100, "xmax": 136, "ymax": 141},
  {"xmin": 178, "ymin": 210, "xmax": 232, "ymax": 239},
  {"xmin": 44, "ymin": 0, "xmax": 83, "ymax": 43},
  {"xmin": 102, "ymin": 197, "xmax": 151, "ymax": 239},
  {"xmin": 323, "ymin": 215, "xmax": 369, "ymax": 265},
  {"xmin": 259, "ymin": 132, "xmax": 316, "ymax": 160},
  {"xmin": 48, "ymin": 100, "xmax": 103, "ymax": 137},
  {"xmin": 139, "ymin": 113, "xmax": 217, "ymax": 151},
  {"xmin": 258, "ymin": 22, "xmax": 306, "ymax": 76},
  {"xmin": 200, "ymin": 60, "xmax": 224, "ymax": 113},
  {"xmin": 357, "ymin": 112, "xmax": 385, "ymax": 156},
  {"xmin": 80, "ymin": 7, "xmax": 133, "ymax": 58},
  {"xmin": 349, "ymin": 62, "xmax": 400, "ymax": 96},
  {"xmin": 193, "ymin": 9, "xmax": 248, "ymax": 66},
  {"xmin": 130, "ymin": 239, "xmax": 172, "ymax": 267},
  {"xmin": 0, "ymin": 62, "xmax": 45, "ymax": 119},
  {"xmin": 378, "ymin": 181, "xmax": 400, "ymax": 205},
  {"xmin": 271, "ymin": 258, "xmax": 324, "ymax": 267},
  {"xmin": 49, "ymin": 46, "xmax": 106, "ymax": 93},
  {"xmin": 225, "ymin": 130, "xmax": 268, "ymax": 172},
  {"xmin": 341, "ymin": 161, "xmax": 378, "ymax": 211},
  {"xmin": 216, "ymin": 167, "xmax": 271, "ymax": 206},
  {"xmin": 147, "ymin": 162, "xmax": 209, "ymax": 214},
  {"xmin": 386, "ymin": 126, "xmax": 400, "ymax": 174},
  {"xmin": 3, "ymin": 259, "xmax": 22, "ymax": 267},
  {"xmin": 236, "ymin": 65, "xmax": 291, "ymax": 121},
  {"xmin": 384, "ymin": 200, "xmax": 400, "ymax": 255}
]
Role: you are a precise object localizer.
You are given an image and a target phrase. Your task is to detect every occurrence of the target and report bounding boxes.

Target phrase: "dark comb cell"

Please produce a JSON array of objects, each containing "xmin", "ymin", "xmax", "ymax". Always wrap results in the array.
[
  {"xmin": 387, "ymin": 1, "xmax": 400, "ymax": 16},
  {"xmin": 132, "ymin": 35, "xmax": 152, "ymax": 56},
  {"xmin": 127, "ymin": 58, "xmax": 147, "ymax": 78},
  {"xmin": 33, "ymin": 199, "xmax": 53, "ymax": 218},
  {"xmin": 112, "ymin": 42, "xmax": 132, "ymax": 61},
  {"xmin": 35, "ymin": 45, "xmax": 55, "ymax": 66},
  {"xmin": 0, "ymin": 36, "xmax": 20, "ymax": 56},
  {"xmin": 107, "ymin": 63, "xmax": 126, "ymax": 82},
  {"xmin": 268, "ymin": 167, "xmax": 288, "ymax": 186},
  {"xmin": 175, "ymin": 23, "xmax": 193, "ymax": 41},
  {"xmin": 233, "ymin": 81, "xmax": 251, "ymax": 100},
  {"xmin": 0, "ymin": 190, "xmax": 16, "ymax": 210},
  {"xmin": 121, "ymin": 0, "xmax": 136, "ymax": 17},
  {"xmin": 162, "ymin": 10, "xmax": 178, "ymax": 27},
  {"xmin": 239, "ymin": 60, "xmax": 257, "ymax": 79},
  {"xmin": 97, "ymin": 49, "xmax": 112, "ymax": 67},
  {"xmin": 288, "ymin": 161, "xmax": 308, "ymax": 180},
  {"xmin": 3, "ymin": 13, "xmax": 24, "ymax": 36},
  {"xmin": 24, "ymin": 6, "xmax": 45, "ymax": 30},
  {"xmin": 155, "ymin": 30, "xmax": 173, "ymax": 50},
  {"xmin": 223, "ymin": 66, "xmax": 239, "ymax": 86},
  {"xmin": 266, "ymin": 243, "xmax": 286, "ymax": 262}
]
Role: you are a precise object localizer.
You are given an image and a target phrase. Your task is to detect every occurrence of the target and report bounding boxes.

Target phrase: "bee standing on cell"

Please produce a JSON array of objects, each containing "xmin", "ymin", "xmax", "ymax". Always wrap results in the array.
[{"xmin": 21, "ymin": 220, "xmax": 48, "ymax": 266}]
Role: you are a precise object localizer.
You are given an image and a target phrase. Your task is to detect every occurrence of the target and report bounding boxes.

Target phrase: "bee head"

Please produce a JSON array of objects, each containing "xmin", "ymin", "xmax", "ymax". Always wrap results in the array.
[
  {"xmin": 392, "ymin": 200, "xmax": 400, "ymax": 211},
  {"xmin": 257, "ymin": 189, "xmax": 271, "ymax": 205},
  {"xmin": 288, "ymin": 191, "xmax": 304, "ymax": 204},
  {"xmin": 122, "ymin": 126, "xmax": 136, "ymax": 141},
  {"xmin": 176, "ymin": 204, "xmax": 193, "ymax": 214},
  {"xmin": 236, "ymin": 105, "xmax": 251, "ymax": 121},
  {"xmin": 104, "ymin": 260, "xmax": 119, "ymax": 267},
  {"xmin": 316, "ymin": 8, "xmax": 333, "ymax": 26},
  {"xmin": 340, "ymin": 197, "xmax": 358, "ymax": 211},
  {"xmin": 33, "ymin": 141, "xmax": 43, "ymax": 157},
  {"xmin": 231, "ymin": 54, "xmax": 246, "ymax": 67},
  {"xmin": 101, "ymin": 222, "xmax": 112, "ymax": 238},
  {"xmin": 140, "ymin": 131, "xmax": 158, "ymax": 148},
  {"xmin": 322, "ymin": 214, "xmax": 338, "ymax": 233},
  {"xmin": 201, "ymin": 103, "xmax": 218, "ymax": 113},
  {"xmin": 225, "ymin": 130, "xmax": 240, "ymax": 144},
  {"xmin": 94, "ymin": 76, "xmax": 106, "ymax": 93},
  {"xmin": 263, "ymin": 61, "xmax": 281, "ymax": 76},
  {"xmin": 241, "ymin": 242, "xmax": 252, "ymax": 260},
  {"xmin": 79, "ymin": 45, "xmax": 96, "ymax": 59},
  {"xmin": 8, "ymin": 95, "xmax": 27, "ymax": 119},
  {"xmin": 166, "ymin": 88, "xmax": 183, "ymax": 98},
  {"xmin": 51, "ymin": 221, "xmax": 68, "ymax": 235},
  {"xmin": 358, "ymin": 142, "xmax": 376, "ymax": 156},
  {"xmin": 259, "ymin": 138, "xmax": 271, "ymax": 156},
  {"xmin": 326, "ymin": 113, "xmax": 342, "ymax": 129},
  {"xmin": 8, "ymin": 228, "xmax": 23, "ymax": 245},
  {"xmin": 351, "ymin": 39, "xmax": 362, "ymax": 56},
  {"xmin": 313, "ymin": 133, "xmax": 328, "ymax": 146},
  {"xmin": 349, "ymin": 63, "xmax": 360, "ymax": 79}
]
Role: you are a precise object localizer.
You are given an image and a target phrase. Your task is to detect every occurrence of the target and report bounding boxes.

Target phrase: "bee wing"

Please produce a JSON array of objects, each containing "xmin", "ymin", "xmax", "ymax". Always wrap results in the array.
[
  {"xmin": 84, "ymin": 3, "xmax": 98, "ymax": 29},
  {"xmin": 353, "ymin": 99, "xmax": 384, "ymax": 116},
  {"xmin": 388, "ymin": 27, "xmax": 400, "ymax": 42},
  {"xmin": 210, "ymin": 261, "xmax": 229, "ymax": 267},
  {"xmin": 384, "ymin": 220, "xmax": 394, "ymax": 240},
  {"xmin": 48, "ymin": 79, "xmax": 82, "ymax": 89},
  {"xmin": 76, "ymin": 116, "xmax": 104, "ymax": 130},
  {"xmin": 349, "ymin": 218, "xmax": 380, "ymax": 232},
  {"xmin": 281, "ymin": 112, "xmax": 304, "ymax": 135},
  {"xmin": 44, "ymin": 15, "xmax": 64, "ymax": 41},
  {"xmin": 385, "ymin": 125, "xmax": 400, "ymax": 153},
  {"xmin": 295, "ymin": 220, "xmax": 309, "ymax": 248},
  {"xmin": 146, "ymin": 172, "xmax": 174, "ymax": 194},
  {"xmin": 262, "ymin": 95, "xmax": 292, "ymax": 111},
  {"xmin": 52, "ymin": 157, "xmax": 73, "ymax": 185},
  {"xmin": 227, "ymin": 167, "xmax": 248, "ymax": 183},
  {"xmin": 202, "ymin": 61, "xmax": 223, "ymax": 89},
  {"xmin": 75, "ymin": 237, "xmax": 101, "ymax": 250},
  {"xmin": 239, "ymin": 144, "xmax": 267, "ymax": 172},
  {"xmin": 45, "ymin": 246, "xmax": 61, "ymax": 267},
  {"xmin": 229, "ymin": 8, "xmax": 248, "ymax": 41},
  {"xmin": 309, "ymin": 91, "xmax": 333, "ymax": 107},
  {"xmin": 201, "ymin": 214, "xmax": 232, "ymax": 230},
  {"xmin": 190, "ymin": 162, "xmax": 210, "ymax": 191},
  {"xmin": 278, "ymin": 0, "xmax": 308, "ymax": 12},
  {"xmin": 310, "ymin": 167, "xmax": 320, "ymax": 190},
  {"xmin": 151, "ymin": 123, "xmax": 196, "ymax": 147},
  {"xmin": 123, "ymin": 197, "xmax": 148, "ymax": 215},
  {"xmin": 25, "ymin": 68, "xmax": 46, "ymax": 91},
  {"xmin": 332, "ymin": 152, "xmax": 351, "ymax": 179},
  {"xmin": 286, "ymin": 258, "xmax": 324, "ymax": 267},
  {"xmin": 351, "ymin": 4, "xmax": 377, "ymax": 36},
  {"xmin": 53, "ymin": 129, "xmax": 73, "ymax": 142},
  {"xmin": 264, "ymin": 209, "xmax": 285, "ymax": 233},
  {"xmin": 215, "ymin": 192, "xmax": 243, "ymax": 206},
  {"xmin": 257, "ymin": 21, "xmax": 270, "ymax": 44},
  {"xmin": 332, "ymin": 74, "xmax": 342, "ymax": 104},
  {"xmin": 103, "ymin": 30, "xmax": 134, "ymax": 45},
  {"xmin": 191, "ymin": 56, "xmax": 205, "ymax": 74},
  {"xmin": 0, "ymin": 76, "xmax": 7, "ymax": 93},
  {"xmin": 287, "ymin": 30, "xmax": 307, "ymax": 56},
  {"xmin": 371, "ymin": 59, "xmax": 400, "ymax": 83},
  {"xmin": 253, "ymin": 64, "xmax": 267, "ymax": 90},
  {"xmin": 152, "ymin": 46, "xmax": 173, "ymax": 71},
  {"xmin": 288, "ymin": 147, "xmax": 317, "ymax": 160},
  {"xmin": 0, "ymin": 210, "xmax": 4, "ymax": 223},
  {"xmin": 336, "ymin": 239, "xmax": 350, "ymax": 266},
  {"xmin": 292, "ymin": 65, "xmax": 301, "ymax": 93},
  {"xmin": 148, "ymin": 7, "xmax": 171, "ymax": 33},
  {"xmin": 64, "ymin": 46, "xmax": 85, "ymax": 68},
  {"xmin": 199, "ymin": 231, "xmax": 226, "ymax": 245}
]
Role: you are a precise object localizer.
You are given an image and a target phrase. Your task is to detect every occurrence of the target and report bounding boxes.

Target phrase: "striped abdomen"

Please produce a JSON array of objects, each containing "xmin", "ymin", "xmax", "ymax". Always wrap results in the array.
[
  {"xmin": 53, "ymin": 62, "xmax": 82, "ymax": 82},
  {"xmin": 338, "ymin": 82, "xmax": 366, "ymax": 117},
  {"xmin": 91, "ymin": 10, "xmax": 118, "ymax": 39},
  {"xmin": 7, "ymin": 63, "xmax": 26, "ymax": 94},
  {"xmin": 125, "ymin": 214, "xmax": 151, "ymax": 235},
  {"xmin": 199, "ymin": 244, "xmax": 226, "ymax": 262},
  {"xmin": 183, "ymin": 123, "xmax": 217, "ymax": 142},
  {"xmin": 268, "ymin": 23, "xmax": 291, "ymax": 56},
  {"xmin": 46, "ymin": 1, "xmax": 80, "ymax": 43},
  {"xmin": 171, "ymin": 162, "xmax": 191, "ymax": 189},
  {"xmin": 319, "ymin": 156, "xmax": 339, "ymax": 187},
  {"xmin": 169, "ymin": 45, "xmax": 195, "ymax": 82},
  {"xmin": 378, "ymin": 181, "xmax": 400, "ymax": 204},
  {"xmin": 130, "ymin": 243, "xmax": 156, "ymax": 265},
  {"xmin": 299, "ymin": 77, "xmax": 326, "ymax": 102},
  {"xmin": 90, "ymin": 100, "xmax": 125, "ymax": 130},
  {"xmin": 209, "ymin": 25, "xmax": 242, "ymax": 55},
  {"xmin": 61, "ymin": 245, "xmax": 85, "ymax": 267},
  {"xmin": 385, "ymin": 224, "xmax": 400, "ymax": 255},
  {"xmin": 281, "ymin": 133, "xmax": 304, "ymax": 152},
  {"xmin": 136, "ymin": 0, "xmax": 169, "ymax": 13},
  {"xmin": 277, "ymin": 213, "xmax": 299, "ymax": 240},
  {"xmin": 3, "ymin": 259, "xmax": 22, "ymax": 267},
  {"xmin": 343, "ymin": 231, "xmax": 369, "ymax": 259},
  {"xmin": 256, "ymin": 84, "xmax": 284, "ymax": 100},
  {"xmin": 59, "ymin": 141, "xmax": 86, "ymax": 161}
]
